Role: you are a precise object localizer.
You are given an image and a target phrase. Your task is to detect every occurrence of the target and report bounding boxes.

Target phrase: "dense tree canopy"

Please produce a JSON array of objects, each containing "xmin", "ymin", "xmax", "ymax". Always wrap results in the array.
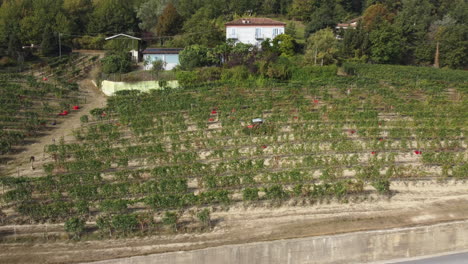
[{"xmin": 0, "ymin": 0, "xmax": 465, "ymax": 68}]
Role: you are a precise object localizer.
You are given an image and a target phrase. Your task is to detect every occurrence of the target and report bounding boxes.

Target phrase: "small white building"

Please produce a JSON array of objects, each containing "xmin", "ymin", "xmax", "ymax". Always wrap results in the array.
[
  {"xmin": 105, "ymin": 34, "xmax": 142, "ymax": 62},
  {"xmin": 142, "ymin": 48, "xmax": 183, "ymax": 70},
  {"xmin": 225, "ymin": 18, "xmax": 286, "ymax": 46}
]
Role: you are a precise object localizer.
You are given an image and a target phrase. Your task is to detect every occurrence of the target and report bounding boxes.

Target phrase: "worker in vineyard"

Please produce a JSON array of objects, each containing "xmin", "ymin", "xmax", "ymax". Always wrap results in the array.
[{"xmin": 30, "ymin": 156, "xmax": 35, "ymax": 170}]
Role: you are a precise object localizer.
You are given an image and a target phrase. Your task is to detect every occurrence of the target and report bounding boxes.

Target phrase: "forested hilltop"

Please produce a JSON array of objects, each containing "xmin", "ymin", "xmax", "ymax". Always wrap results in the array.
[{"xmin": 0, "ymin": 0, "xmax": 466, "ymax": 68}]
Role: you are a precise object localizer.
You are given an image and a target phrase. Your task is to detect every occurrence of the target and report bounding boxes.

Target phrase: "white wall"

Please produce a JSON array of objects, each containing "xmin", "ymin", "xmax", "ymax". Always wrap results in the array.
[
  {"xmin": 143, "ymin": 54, "xmax": 180, "ymax": 70},
  {"xmin": 226, "ymin": 26, "xmax": 285, "ymax": 46}
]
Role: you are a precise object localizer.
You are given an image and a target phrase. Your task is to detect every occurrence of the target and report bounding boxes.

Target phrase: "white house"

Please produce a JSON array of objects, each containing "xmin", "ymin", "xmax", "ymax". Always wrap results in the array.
[
  {"xmin": 225, "ymin": 18, "xmax": 286, "ymax": 46},
  {"xmin": 142, "ymin": 48, "xmax": 183, "ymax": 70}
]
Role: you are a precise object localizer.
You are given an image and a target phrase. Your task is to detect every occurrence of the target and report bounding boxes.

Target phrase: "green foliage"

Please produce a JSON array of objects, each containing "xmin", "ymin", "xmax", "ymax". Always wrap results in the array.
[
  {"xmin": 87, "ymin": 0, "xmax": 138, "ymax": 34},
  {"xmin": 111, "ymin": 214, "xmax": 138, "ymax": 235},
  {"xmin": 162, "ymin": 211, "xmax": 179, "ymax": 232},
  {"xmin": 264, "ymin": 185, "xmax": 288, "ymax": 200},
  {"xmin": 41, "ymin": 25, "xmax": 58, "ymax": 57},
  {"xmin": 101, "ymin": 53, "xmax": 132, "ymax": 74},
  {"xmin": 64, "ymin": 217, "xmax": 86, "ymax": 240},
  {"xmin": 305, "ymin": 28, "xmax": 339, "ymax": 65},
  {"xmin": 156, "ymin": 3, "xmax": 183, "ymax": 37},
  {"xmin": 272, "ymin": 34, "xmax": 297, "ymax": 57},
  {"xmin": 176, "ymin": 71, "xmax": 198, "ymax": 87},
  {"xmin": 151, "ymin": 59, "xmax": 166, "ymax": 78},
  {"xmin": 371, "ymin": 179, "xmax": 390, "ymax": 194},
  {"xmin": 179, "ymin": 45, "xmax": 215, "ymax": 70},
  {"xmin": 172, "ymin": 7, "xmax": 224, "ymax": 47},
  {"xmin": 72, "ymin": 35, "xmax": 105, "ymax": 50},
  {"xmin": 242, "ymin": 188, "xmax": 259, "ymax": 201},
  {"xmin": 80, "ymin": 115, "xmax": 89, "ymax": 123},
  {"xmin": 196, "ymin": 208, "xmax": 211, "ymax": 228},
  {"xmin": 369, "ymin": 22, "xmax": 402, "ymax": 64}
]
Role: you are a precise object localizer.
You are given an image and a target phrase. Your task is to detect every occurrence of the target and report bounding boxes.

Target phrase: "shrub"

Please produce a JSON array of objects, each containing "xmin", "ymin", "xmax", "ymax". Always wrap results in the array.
[
  {"xmin": 272, "ymin": 34, "xmax": 297, "ymax": 57},
  {"xmin": 162, "ymin": 211, "xmax": 179, "ymax": 232},
  {"xmin": 197, "ymin": 67, "xmax": 221, "ymax": 82},
  {"xmin": 342, "ymin": 63, "xmax": 358, "ymax": 76},
  {"xmin": 371, "ymin": 179, "xmax": 390, "ymax": 194},
  {"xmin": 179, "ymin": 45, "xmax": 214, "ymax": 70},
  {"xmin": 80, "ymin": 115, "xmax": 89, "ymax": 123},
  {"xmin": 111, "ymin": 214, "xmax": 138, "ymax": 235},
  {"xmin": 196, "ymin": 208, "xmax": 211, "ymax": 229},
  {"xmin": 64, "ymin": 217, "xmax": 86, "ymax": 240},
  {"xmin": 101, "ymin": 53, "xmax": 132, "ymax": 74},
  {"xmin": 264, "ymin": 185, "xmax": 288, "ymax": 200},
  {"xmin": 242, "ymin": 188, "xmax": 259, "ymax": 201},
  {"xmin": 220, "ymin": 65, "xmax": 250, "ymax": 82},
  {"xmin": 176, "ymin": 71, "xmax": 198, "ymax": 87},
  {"xmin": 72, "ymin": 35, "xmax": 105, "ymax": 50}
]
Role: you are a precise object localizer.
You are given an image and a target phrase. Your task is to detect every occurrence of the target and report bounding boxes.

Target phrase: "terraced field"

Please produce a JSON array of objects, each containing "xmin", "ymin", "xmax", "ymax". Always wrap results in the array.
[{"xmin": 0, "ymin": 64, "xmax": 467, "ymax": 263}]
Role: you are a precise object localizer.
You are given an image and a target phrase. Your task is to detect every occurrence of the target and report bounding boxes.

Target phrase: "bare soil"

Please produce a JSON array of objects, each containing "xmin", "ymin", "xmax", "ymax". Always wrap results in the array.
[{"xmin": 0, "ymin": 180, "xmax": 467, "ymax": 263}]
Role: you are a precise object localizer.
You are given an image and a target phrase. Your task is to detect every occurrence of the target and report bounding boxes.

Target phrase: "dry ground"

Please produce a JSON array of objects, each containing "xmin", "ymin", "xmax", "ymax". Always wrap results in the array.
[{"xmin": 0, "ymin": 180, "xmax": 467, "ymax": 263}]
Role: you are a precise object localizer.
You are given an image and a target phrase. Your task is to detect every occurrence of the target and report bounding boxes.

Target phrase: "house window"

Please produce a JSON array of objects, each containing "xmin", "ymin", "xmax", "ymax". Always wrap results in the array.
[
  {"xmin": 230, "ymin": 28, "xmax": 236, "ymax": 37},
  {"xmin": 255, "ymin": 28, "xmax": 262, "ymax": 39},
  {"xmin": 273, "ymin": 28, "xmax": 279, "ymax": 38}
]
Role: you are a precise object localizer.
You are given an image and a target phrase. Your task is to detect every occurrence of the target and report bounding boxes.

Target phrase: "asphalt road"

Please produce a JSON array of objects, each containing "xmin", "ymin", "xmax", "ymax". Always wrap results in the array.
[{"xmin": 391, "ymin": 251, "xmax": 468, "ymax": 264}]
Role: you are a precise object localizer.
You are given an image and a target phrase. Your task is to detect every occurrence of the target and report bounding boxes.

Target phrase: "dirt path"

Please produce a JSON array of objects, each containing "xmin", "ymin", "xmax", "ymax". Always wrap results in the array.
[{"xmin": 0, "ymin": 79, "xmax": 107, "ymax": 177}]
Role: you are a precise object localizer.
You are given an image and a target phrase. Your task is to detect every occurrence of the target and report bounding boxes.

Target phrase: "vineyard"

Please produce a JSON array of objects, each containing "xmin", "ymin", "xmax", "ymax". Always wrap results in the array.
[{"xmin": 0, "ymin": 63, "xmax": 467, "ymax": 242}]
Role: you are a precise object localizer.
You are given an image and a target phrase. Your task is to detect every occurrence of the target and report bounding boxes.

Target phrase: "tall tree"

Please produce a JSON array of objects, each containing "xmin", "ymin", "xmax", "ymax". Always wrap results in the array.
[
  {"xmin": 362, "ymin": 3, "xmax": 394, "ymax": 31},
  {"xmin": 87, "ymin": 0, "xmax": 139, "ymax": 34},
  {"xmin": 394, "ymin": 0, "xmax": 434, "ymax": 64},
  {"xmin": 41, "ymin": 25, "xmax": 58, "ymax": 56},
  {"xmin": 288, "ymin": 0, "xmax": 316, "ymax": 21},
  {"xmin": 369, "ymin": 21, "xmax": 402, "ymax": 64},
  {"xmin": 62, "ymin": 0, "xmax": 93, "ymax": 34},
  {"xmin": 305, "ymin": 0, "xmax": 346, "ymax": 37},
  {"xmin": 136, "ymin": 0, "xmax": 171, "ymax": 32},
  {"xmin": 156, "ymin": 3, "xmax": 183, "ymax": 37},
  {"xmin": 174, "ymin": 7, "xmax": 223, "ymax": 47},
  {"xmin": 305, "ymin": 28, "xmax": 339, "ymax": 65}
]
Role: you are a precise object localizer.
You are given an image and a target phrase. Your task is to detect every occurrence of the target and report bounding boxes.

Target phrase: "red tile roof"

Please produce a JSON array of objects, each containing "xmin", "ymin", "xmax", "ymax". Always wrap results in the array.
[{"xmin": 225, "ymin": 18, "xmax": 286, "ymax": 26}]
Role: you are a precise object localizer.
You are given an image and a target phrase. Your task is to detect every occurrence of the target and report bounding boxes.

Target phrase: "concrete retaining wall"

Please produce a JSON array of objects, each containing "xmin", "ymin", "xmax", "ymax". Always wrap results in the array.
[
  {"xmin": 101, "ymin": 80, "xmax": 179, "ymax": 96},
  {"xmin": 87, "ymin": 220, "xmax": 468, "ymax": 264}
]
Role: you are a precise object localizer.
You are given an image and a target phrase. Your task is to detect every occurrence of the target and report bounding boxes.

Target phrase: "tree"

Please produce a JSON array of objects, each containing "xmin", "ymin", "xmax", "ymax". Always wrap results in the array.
[
  {"xmin": 429, "ymin": 15, "xmax": 456, "ymax": 68},
  {"xmin": 179, "ymin": 45, "xmax": 213, "ymax": 70},
  {"xmin": 156, "ymin": 3, "xmax": 183, "ymax": 38},
  {"xmin": 62, "ymin": 0, "xmax": 93, "ymax": 34},
  {"xmin": 273, "ymin": 34, "xmax": 297, "ymax": 57},
  {"xmin": 437, "ymin": 24, "xmax": 467, "ymax": 69},
  {"xmin": 135, "ymin": 0, "xmax": 170, "ymax": 32},
  {"xmin": 288, "ymin": 0, "xmax": 316, "ymax": 21},
  {"xmin": 87, "ymin": 0, "xmax": 138, "ymax": 34},
  {"xmin": 305, "ymin": 28, "xmax": 339, "ymax": 65},
  {"xmin": 305, "ymin": 1, "xmax": 346, "ymax": 36},
  {"xmin": 394, "ymin": 0, "xmax": 434, "ymax": 64},
  {"xmin": 41, "ymin": 25, "xmax": 58, "ymax": 56},
  {"xmin": 101, "ymin": 53, "xmax": 132, "ymax": 74},
  {"xmin": 362, "ymin": 3, "xmax": 395, "ymax": 31},
  {"xmin": 151, "ymin": 59, "xmax": 166, "ymax": 78},
  {"xmin": 369, "ymin": 21, "xmax": 402, "ymax": 64},
  {"xmin": 64, "ymin": 217, "xmax": 86, "ymax": 240},
  {"xmin": 173, "ymin": 7, "xmax": 224, "ymax": 47}
]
